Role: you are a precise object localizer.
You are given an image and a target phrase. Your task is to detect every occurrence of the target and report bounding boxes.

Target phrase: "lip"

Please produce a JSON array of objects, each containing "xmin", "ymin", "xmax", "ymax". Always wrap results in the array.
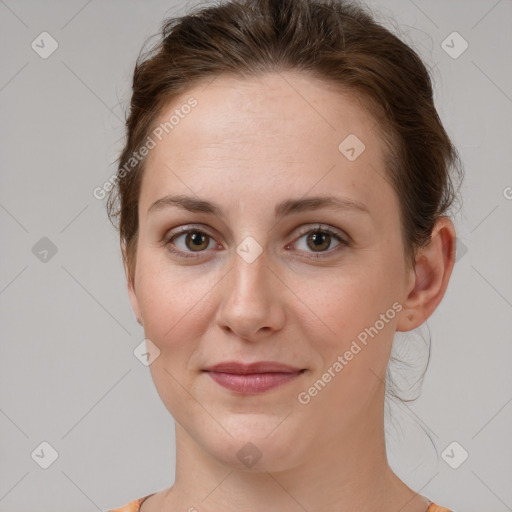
[
  {"xmin": 203, "ymin": 361, "xmax": 306, "ymax": 394},
  {"xmin": 204, "ymin": 361, "xmax": 303, "ymax": 374}
]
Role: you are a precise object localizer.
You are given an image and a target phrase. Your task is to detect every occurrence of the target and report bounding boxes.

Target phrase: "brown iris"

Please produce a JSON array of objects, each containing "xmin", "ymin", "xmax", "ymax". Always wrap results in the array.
[
  {"xmin": 185, "ymin": 231, "xmax": 209, "ymax": 251},
  {"xmin": 306, "ymin": 231, "xmax": 331, "ymax": 252}
]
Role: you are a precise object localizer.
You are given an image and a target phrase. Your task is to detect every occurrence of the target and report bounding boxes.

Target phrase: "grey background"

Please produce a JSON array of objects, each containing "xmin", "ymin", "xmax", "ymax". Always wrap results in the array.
[{"xmin": 0, "ymin": 1, "xmax": 511, "ymax": 511}]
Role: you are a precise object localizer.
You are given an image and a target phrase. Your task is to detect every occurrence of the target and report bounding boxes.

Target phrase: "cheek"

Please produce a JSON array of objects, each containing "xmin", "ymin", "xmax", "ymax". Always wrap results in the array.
[
  {"xmin": 292, "ymin": 260, "xmax": 400, "ymax": 383},
  {"xmin": 135, "ymin": 252, "xmax": 218, "ymax": 355},
  {"xmin": 296, "ymin": 262, "xmax": 397, "ymax": 336},
  {"xmin": 297, "ymin": 283, "xmax": 396, "ymax": 415},
  {"xmin": 137, "ymin": 260, "xmax": 218, "ymax": 414}
]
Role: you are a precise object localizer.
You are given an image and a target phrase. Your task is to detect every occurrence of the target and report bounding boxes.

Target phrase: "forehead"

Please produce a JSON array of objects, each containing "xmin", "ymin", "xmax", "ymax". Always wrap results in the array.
[{"xmin": 140, "ymin": 71, "xmax": 393, "ymax": 218}]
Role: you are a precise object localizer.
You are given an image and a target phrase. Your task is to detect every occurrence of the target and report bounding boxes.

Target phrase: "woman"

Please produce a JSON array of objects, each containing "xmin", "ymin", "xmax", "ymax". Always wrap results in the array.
[{"xmin": 106, "ymin": 0, "xmax": 463, "ymax": 510}]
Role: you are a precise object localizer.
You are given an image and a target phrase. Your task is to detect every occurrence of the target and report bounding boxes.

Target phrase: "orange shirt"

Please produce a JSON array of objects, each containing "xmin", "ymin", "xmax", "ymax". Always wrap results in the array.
[{"xmin": 107, "ymin": 494, "xmax": 454, "ymax": 511}]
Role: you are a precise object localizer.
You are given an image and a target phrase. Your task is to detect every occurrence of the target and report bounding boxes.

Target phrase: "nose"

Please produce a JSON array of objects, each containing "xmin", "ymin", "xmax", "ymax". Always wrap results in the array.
[{"xmin": 215, "ymin": 248, "xmax": 286, "ymax": 342}]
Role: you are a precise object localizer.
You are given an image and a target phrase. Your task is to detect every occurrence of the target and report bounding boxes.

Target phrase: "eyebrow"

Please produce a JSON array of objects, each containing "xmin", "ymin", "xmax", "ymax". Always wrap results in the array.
[{"xmin": 147, "ymin": 194, "xmax": 370, "ymax": 219}]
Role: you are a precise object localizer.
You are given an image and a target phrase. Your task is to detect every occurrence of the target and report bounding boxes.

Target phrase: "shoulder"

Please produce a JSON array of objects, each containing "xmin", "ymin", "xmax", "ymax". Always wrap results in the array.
[
  {"xmin": 106, "ymin": 493, "xmax": 155, "ymax": 512},
  {"xmin": 106, "ymin": 495, "xmax": 454, "ymax": 512},
  {"xmin": 428, "ymin": 503, "xmax": 454, "ymax": 512}
]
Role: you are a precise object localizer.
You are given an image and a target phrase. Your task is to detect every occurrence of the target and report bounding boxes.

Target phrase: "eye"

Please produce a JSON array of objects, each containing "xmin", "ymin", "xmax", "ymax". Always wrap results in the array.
[
  {"xmin": 290, "ymin": 225, "xmax": 349, "ymax": 258},
  {"xmin": 163, "ymin": 224, "xmax": 349, "ymax": 260},
  {"xmin": 164, "ymin": 227, "xmax": 218, "ymax": 258}
]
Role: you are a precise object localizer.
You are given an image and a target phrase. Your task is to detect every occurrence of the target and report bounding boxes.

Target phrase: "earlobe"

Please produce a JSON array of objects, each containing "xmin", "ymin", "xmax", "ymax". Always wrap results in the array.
[
  {"xmin": 396, "ymin": 217, "xmax": 456, "ymax": 332},
  {"xmin": 127, "ymin": 276, "xmax": 143, "ymax": 326},
  {"xmin": 123, "ymin": 254, "xmax": 142, "ymax": 325}
]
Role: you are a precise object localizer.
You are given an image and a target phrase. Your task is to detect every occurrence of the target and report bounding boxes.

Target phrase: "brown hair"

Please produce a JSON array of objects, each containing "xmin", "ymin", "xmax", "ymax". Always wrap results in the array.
[
  {"xmin": 109, "ymin": 0, "xmax": 462, "ymax": 286},
  {"xmin": 107, "ymin": 0, "xmax": 462, "ymax": 287}
]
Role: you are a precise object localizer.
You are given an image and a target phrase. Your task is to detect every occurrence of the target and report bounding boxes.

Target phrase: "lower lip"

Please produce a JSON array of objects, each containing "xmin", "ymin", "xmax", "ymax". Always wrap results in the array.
[{"xmin": 206, "ymin": 371, "xmax": 304, "ymax": 394}]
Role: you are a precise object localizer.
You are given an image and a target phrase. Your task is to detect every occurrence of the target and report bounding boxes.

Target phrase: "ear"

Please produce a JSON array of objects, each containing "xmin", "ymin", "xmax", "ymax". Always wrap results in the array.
[
  {"xmin": 396, "ymin": 216, "xmax": 457, "ymax": 332},
  {"xmin": 123, "ymin": 251, "xmax": 142, "ymax": 325}
]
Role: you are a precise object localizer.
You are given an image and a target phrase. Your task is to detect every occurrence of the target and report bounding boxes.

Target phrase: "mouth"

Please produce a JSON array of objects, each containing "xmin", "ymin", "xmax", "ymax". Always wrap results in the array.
[{"xmin": 202, "ymin": 361, "xmax": 307, "ymax": 394}]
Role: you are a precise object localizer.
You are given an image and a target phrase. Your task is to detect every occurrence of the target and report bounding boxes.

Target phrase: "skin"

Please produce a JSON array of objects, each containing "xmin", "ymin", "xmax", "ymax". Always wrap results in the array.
[{"xmin": 125, "ymin": 71, "xmax": 456, "ymax": 512}]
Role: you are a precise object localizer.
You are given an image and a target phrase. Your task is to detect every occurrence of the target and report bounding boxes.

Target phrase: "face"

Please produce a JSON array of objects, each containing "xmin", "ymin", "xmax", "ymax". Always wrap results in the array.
[{"xmin": 127, "ymin": 71, "xmax": 417, "ymax": 471}]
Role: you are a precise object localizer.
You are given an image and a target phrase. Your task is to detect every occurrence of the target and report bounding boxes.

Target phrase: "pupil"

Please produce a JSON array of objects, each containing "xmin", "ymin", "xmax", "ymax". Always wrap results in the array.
[
  {"xmin": 190, "ymin": 232, "xmax": 206, "ymax": 249},
  {"xmin": 309, "ymin": 232, "xmax": 329, "ymax": 251}
]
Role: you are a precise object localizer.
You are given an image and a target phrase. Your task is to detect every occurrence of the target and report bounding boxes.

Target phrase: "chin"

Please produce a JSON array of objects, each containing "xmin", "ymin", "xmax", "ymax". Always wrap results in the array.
[{"xmin": 200, "ymin": 417, "xmax": 306, "ymax": 472}]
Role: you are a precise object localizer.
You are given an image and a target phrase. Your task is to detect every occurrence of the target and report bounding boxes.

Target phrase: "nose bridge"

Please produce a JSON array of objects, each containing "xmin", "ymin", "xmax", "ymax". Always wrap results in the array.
[
  {"xmin": 231, "ymin": 248, "xmax": 269, "ymax": 302},
  {"xmin": 217, "ymin": 243, "xmax": 285, "ymax": 339},
  {"xmin": 227, "ymin": 226, "xmax": 273, "ymax": 303}
]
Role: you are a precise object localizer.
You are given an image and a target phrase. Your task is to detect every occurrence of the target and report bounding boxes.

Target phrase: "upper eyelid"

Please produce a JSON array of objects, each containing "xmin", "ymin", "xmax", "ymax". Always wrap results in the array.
[{"xmin": 165, "ymin": 223, "xmax": 345, "ymax": 240}]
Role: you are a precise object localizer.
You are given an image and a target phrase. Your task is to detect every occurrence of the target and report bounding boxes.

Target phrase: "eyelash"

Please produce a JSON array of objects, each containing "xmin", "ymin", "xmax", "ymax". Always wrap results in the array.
[{"xmin": 163, "ymin": 224, "xmax": 350, "ymax": 260}]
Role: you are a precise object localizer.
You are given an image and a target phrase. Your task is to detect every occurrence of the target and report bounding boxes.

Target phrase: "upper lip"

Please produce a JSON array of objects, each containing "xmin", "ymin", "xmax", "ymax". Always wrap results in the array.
[{"xmin": 203, "ymin": 361, "xmax": 304, "ymax": 374}]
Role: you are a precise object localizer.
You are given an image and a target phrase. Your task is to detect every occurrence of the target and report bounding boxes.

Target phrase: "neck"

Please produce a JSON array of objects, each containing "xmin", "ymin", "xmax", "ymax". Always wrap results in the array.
[{"xmin": 161, "ymin": 390, "xmax": 429, "ymax": 512}]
